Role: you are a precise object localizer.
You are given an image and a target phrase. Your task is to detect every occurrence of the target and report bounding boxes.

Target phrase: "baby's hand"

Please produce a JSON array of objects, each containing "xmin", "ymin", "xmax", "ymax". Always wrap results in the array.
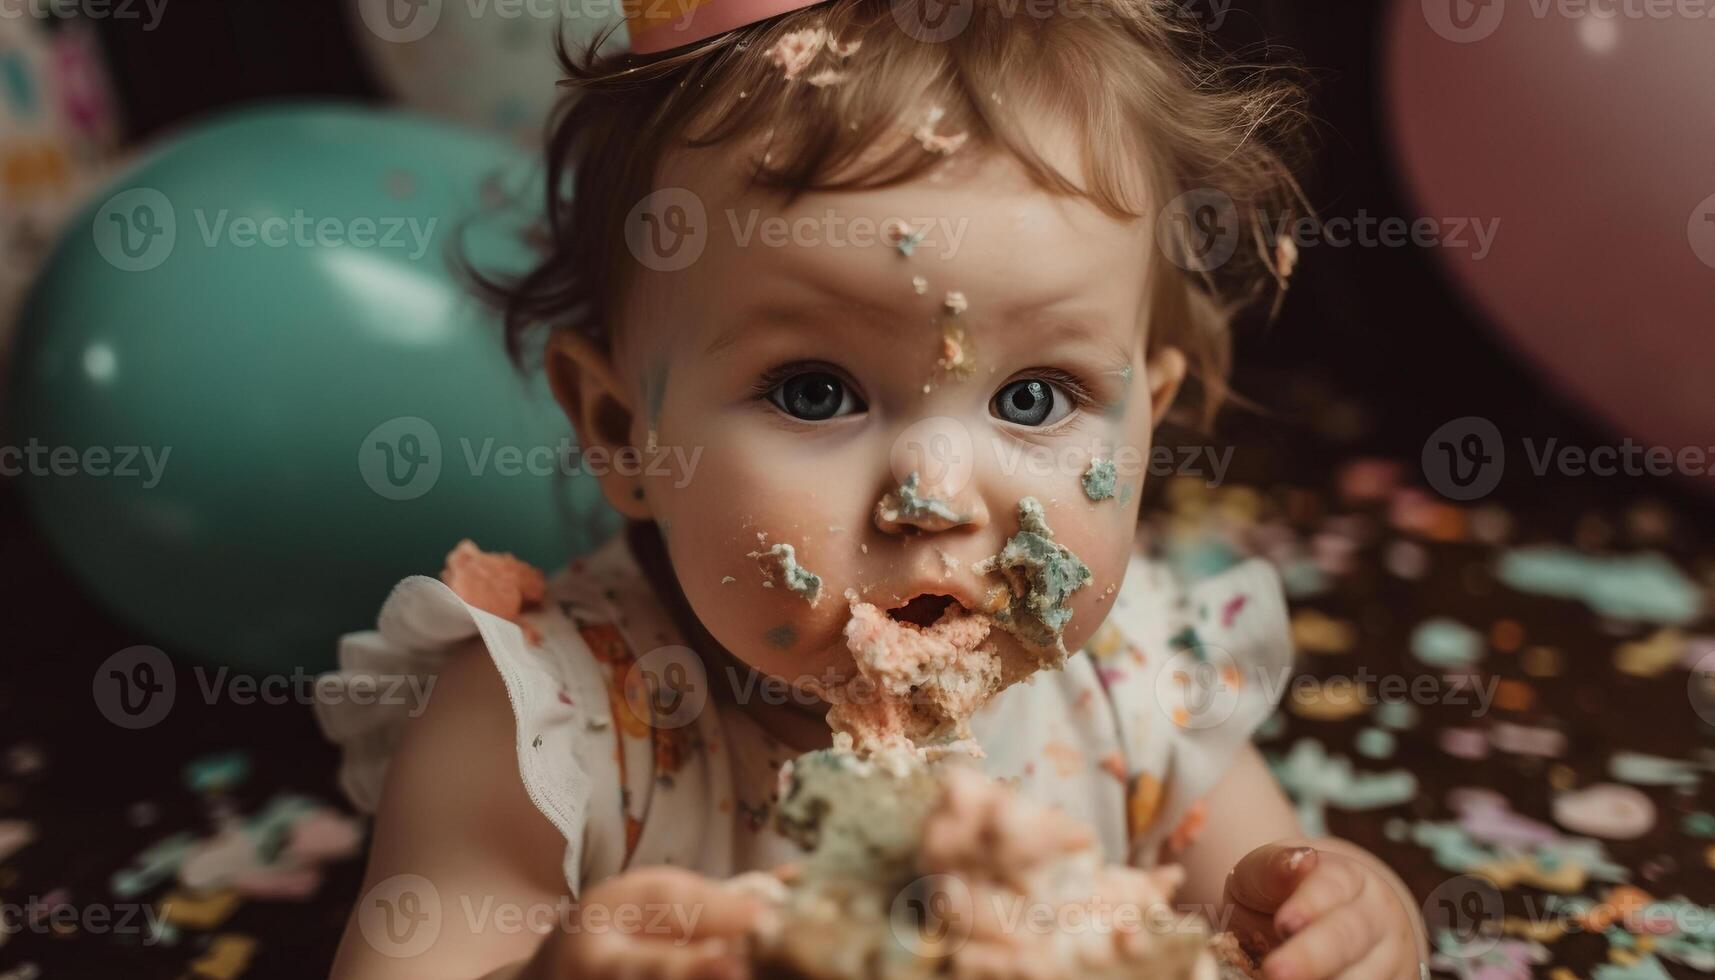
[
  {"xmin": 524, "ymin": 866, "xmax": 765, "ymax": 980},
  {"xmin": 1223, "ymin": 843, "xmax": 1423, "ymax": 980}
]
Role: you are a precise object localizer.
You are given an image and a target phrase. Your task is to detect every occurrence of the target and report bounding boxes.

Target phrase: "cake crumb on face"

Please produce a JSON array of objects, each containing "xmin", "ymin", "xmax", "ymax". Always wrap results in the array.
[
  {"xmin": 874, "ymin": 472, "xmax": 965, "ymax": 531},
  {"xmin": 747, "ymin": 541, "xmax": 823, "ymax": 606},
  {"xmin": 818, "ymin": 590, "xmax": 1000, "ymax": 757},
  {"xmin": 1083, "ymin": 458, "xmax": 1119, "ymax": 501},
  {"xmin": 972, "ymin": 497, "xmax": 1094, "ymax": 655}
]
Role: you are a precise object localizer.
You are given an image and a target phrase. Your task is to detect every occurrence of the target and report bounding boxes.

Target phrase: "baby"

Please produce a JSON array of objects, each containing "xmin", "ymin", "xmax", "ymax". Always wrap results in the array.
[{"xmin": 318, "ymin": 0, "xmax": 1427, "ymax": 977}]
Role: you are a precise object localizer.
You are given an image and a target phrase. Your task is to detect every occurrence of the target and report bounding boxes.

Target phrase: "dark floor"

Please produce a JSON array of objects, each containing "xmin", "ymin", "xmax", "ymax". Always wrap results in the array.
[{"xmin": 3, "ymin": 359, "xmax": 1714, "ymax": 978}]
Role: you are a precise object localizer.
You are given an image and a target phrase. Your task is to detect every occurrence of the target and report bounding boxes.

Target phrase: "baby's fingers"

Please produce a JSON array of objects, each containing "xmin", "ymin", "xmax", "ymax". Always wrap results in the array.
[
  {"xmin": 581, "ymin": 931, "xmax": 748, "ymax": 980},
  {"xmin": 1274, "ymin": 859, "xmax": 1366, "ymax": 937},
  {"xmin": 600, "ymin": 866, "xmax": 766, "ymax": 940},
  {"xmin": 1262, "ymin": 904, "xmax": 1377, "ymax": 980}
]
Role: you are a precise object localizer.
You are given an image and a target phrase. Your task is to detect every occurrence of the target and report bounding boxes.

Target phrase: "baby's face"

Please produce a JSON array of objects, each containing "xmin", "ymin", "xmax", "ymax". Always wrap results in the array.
[{"xmin": 595, "ymin": 138, "xmax": 1179, "ymax": 706}]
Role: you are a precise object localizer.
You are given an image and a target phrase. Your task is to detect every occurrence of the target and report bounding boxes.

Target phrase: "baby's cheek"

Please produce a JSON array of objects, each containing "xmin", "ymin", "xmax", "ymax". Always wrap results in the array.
[{"xmin": 657, "ymin": 448, "xmax": 864, "ymax": 681}]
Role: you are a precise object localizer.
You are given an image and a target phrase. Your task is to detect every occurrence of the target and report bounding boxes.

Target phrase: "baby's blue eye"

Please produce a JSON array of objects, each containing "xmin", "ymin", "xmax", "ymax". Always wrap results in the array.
[
  {"xmin": 992, "ymin": 378, "xmax": 1072, "ymax": 427},
  {"xmin": 768, "ymin": 371, "xmax": 862, "ymax": 421}
]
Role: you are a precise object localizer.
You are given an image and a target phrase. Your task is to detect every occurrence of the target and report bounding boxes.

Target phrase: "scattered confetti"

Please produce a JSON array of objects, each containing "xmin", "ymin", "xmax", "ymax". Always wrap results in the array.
[
  {"xmin": 1291, "ymin": 609, "xmax": 1357, "ymax": 654},
  {"xmin": 1610, "ymin": 752, "xmax": 1701, "ymax": 788},
  {"xmin": 1373, "ymin": 700, "xmax": 1420, "ymax": 731},
  {"xmin": 1411, "ymin": 617, "xmax": 1484, "ymax": 667},
  {"xmin": 1355, "ymin": 727, "xmax": 1395, "ymax": 759},
  {"xmin": 1496, "ymin": 548, "xmax": 1703, "ymax": 625},
  {"xmin": 1553, "ymin": 784, "xmax": 1658, "ymax": 840},
  {"xmin": 1616, "ymin": 629, "xmax": 1686, "ymax": 678},
  {"xmin": 1266, "ymin": 739, "xmax": 1417, "ymax": 837},
  {"xmin": 1288, "ymin": 678, "xmax": 1369, "ymax": 722}
]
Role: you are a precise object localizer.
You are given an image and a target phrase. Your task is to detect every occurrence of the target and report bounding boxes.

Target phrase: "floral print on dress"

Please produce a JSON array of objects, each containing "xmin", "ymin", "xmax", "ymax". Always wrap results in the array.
[{"xmin": 321, "ymin": 532, "xmax": 1291, "ymax": 895}]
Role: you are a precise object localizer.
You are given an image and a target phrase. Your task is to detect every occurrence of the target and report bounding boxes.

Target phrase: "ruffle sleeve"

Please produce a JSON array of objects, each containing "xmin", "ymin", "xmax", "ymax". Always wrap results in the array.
[{"xmin": 313, "ymin": 575, "xmax": 628, "ymax": 895}]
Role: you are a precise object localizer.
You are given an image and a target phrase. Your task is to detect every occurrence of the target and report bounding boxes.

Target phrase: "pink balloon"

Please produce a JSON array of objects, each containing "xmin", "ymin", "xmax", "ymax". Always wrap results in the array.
[{"xmin": 1386, "ymin": 1, "xmax": 1715, "ymax": 471}]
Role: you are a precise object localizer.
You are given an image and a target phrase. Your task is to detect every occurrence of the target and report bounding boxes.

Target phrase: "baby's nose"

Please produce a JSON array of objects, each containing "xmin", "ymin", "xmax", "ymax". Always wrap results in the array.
[{"xmin": 873, "ymin": 472, "xmax": 989, "ymax": 534}]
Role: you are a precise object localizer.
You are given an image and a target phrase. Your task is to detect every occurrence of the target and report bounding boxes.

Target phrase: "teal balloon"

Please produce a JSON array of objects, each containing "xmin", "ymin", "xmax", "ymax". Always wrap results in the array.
[{"xmin": 7, "ymin": 104, "xmax": 620, "ymax": 672}]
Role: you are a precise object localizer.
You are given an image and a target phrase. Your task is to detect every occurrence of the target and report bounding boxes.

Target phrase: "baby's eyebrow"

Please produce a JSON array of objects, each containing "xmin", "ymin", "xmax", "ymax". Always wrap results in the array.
[{"xmin": 702, "ymin": 299, "xmax": 898, "ymax": 358}]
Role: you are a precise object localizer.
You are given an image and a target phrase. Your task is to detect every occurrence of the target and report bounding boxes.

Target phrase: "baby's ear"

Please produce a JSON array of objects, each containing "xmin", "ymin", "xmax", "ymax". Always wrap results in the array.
[
  {"xmin": 545, "ymin": 330, "xmax": 652, "ymax": 520},
  {"xmin": 1145, "ymin": 346, "xmax": 1188, "ymax": 427}
]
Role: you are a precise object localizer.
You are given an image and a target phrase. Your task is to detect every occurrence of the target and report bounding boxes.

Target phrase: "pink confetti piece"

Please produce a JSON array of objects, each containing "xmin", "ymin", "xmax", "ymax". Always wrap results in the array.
[
  {"xmin": 1552, "ymin": 783, "xmax": 1657, "ymax": 840},
  {"xmin": 1489, "ymin": 721, "xmax": 1566, "ymax": 758},
  {"xmin": 1440, "ymin": 727, "xmax": 1490, "ymax": 760}
]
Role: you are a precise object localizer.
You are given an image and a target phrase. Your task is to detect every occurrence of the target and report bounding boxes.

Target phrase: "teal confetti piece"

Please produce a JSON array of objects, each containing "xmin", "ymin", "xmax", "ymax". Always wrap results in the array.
[
  {"xmin": 1410, "ymin": 617, "xmax": 1483, "ymax": 667},
  {"xmin": 1496, "ymin": 548, "xmax": 1701, "ymax": 625}
]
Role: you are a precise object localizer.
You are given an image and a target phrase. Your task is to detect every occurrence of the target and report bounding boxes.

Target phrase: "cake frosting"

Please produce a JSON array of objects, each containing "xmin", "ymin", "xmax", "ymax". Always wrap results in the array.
[{"xmin": 724, "ymin": 497, "xmax": 1252, "ymax": 978}]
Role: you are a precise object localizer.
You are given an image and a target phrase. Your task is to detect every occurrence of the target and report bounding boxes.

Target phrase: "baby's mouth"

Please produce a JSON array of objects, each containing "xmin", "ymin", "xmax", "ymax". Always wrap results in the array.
[{"xmin": 886, "ymin": 593, "xmax": 961, "ymax": 629}]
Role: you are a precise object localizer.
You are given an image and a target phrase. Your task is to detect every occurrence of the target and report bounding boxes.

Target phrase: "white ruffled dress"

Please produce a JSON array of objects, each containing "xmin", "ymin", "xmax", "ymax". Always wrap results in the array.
[{"xmin": 316, "ymin": 533, "xmax": 1292, "ymax": 896}]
